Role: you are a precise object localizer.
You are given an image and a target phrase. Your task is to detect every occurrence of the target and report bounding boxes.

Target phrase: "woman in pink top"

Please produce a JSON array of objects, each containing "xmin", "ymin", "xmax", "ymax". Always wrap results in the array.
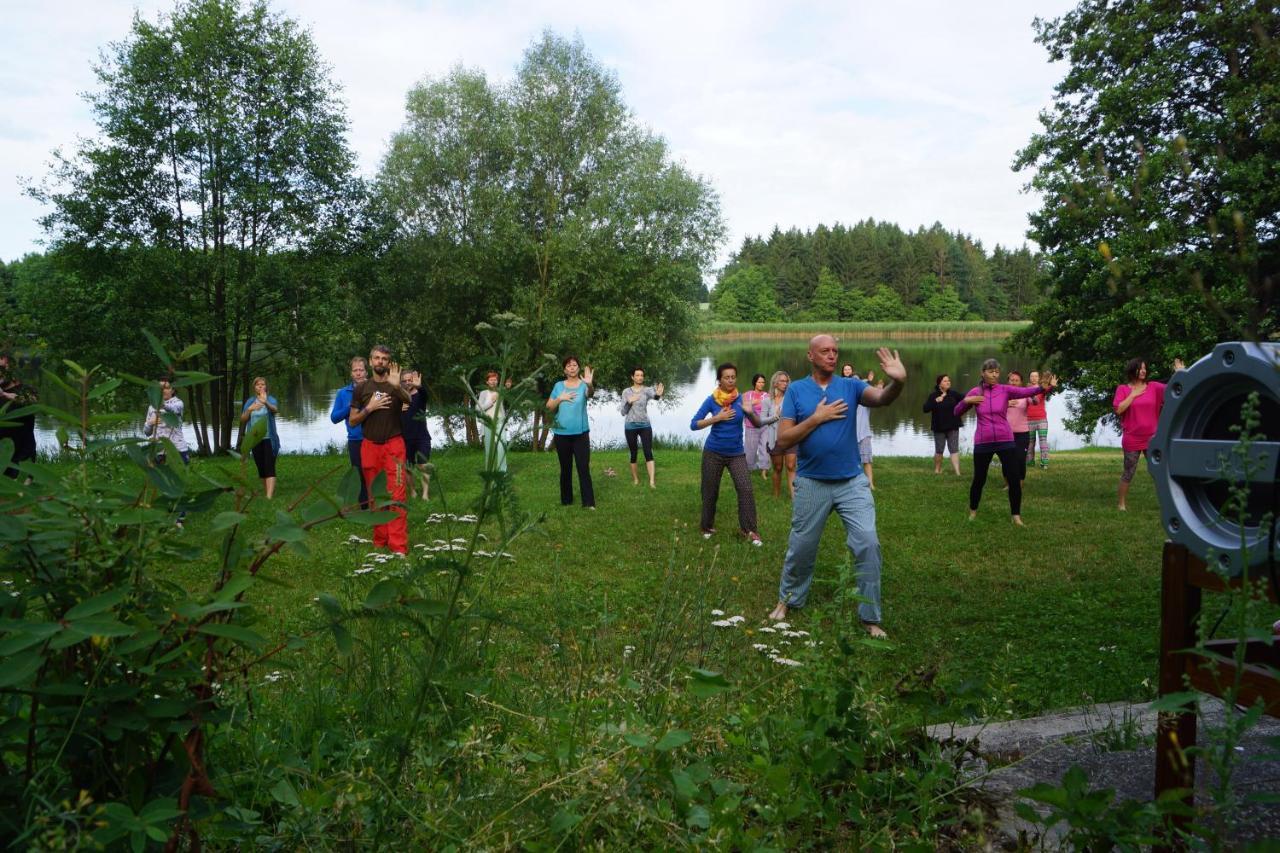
[
  {"xmin": 1004, "ymin": 370, "xmax": 1031, "ymax": 489},
  {"xmin": 954, "ymin": 357, "xmax": 1056, "ymax": 525},
  {"xmin": 1112, "ymin": 356, "xmax": 1184, "ymax": 511}
]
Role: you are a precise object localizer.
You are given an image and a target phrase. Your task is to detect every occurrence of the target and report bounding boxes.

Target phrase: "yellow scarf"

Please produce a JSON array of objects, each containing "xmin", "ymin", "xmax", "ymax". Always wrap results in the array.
[{"xmin": 712, "ymin": 388, "xmax": 739, "ymax": 408}]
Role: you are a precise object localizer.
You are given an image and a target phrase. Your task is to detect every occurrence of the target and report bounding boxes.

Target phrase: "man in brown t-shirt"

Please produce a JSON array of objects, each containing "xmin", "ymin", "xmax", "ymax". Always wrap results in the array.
[{"xmin": 349, "ymin": 345, "xmax": 412, "ymax": 553}]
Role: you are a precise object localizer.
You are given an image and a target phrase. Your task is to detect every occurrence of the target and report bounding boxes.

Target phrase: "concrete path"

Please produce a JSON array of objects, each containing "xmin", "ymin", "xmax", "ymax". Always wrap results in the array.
[{"xmin": 927, "ymin": 699, "xmax": 1280, "ymax": 848}]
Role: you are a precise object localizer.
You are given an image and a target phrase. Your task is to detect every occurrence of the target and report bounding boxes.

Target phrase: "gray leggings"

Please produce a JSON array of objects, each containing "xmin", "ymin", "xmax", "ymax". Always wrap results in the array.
[{"xmin": 700, "ymin": 450, "xmax": 757, "ymax": 533}]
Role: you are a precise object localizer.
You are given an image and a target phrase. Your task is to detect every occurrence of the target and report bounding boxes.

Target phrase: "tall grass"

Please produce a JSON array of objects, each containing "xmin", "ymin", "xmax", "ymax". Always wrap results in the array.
[{"xmin": 704, "ymin": 320, "xmax": 1031, "ymax": 340}]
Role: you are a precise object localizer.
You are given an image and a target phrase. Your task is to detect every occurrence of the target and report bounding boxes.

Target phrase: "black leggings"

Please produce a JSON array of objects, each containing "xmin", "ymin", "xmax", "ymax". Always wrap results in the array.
[
  {"xmin": 252, "ymin": 441, "xmax": 277, "ymax": 479},
  {"xmin": 625, "ymin": 427, "xmax": 654, "ymax": 463},
  {"xmin": 971, "ymin": 446, "xmax": 1023, "ymax": 515},
  {"xmin": 1006, "ymin": 432, "xmax": 1030, "ymax": 483},
  {"xmin": 553, "ymin": 431, "xmax": 595, "ymax": 507}
]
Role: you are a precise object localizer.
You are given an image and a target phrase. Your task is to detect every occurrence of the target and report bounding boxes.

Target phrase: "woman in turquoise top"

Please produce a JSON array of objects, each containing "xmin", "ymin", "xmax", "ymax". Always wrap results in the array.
[
  {"xmin": 240, "ymin": 376, "xmax": 281, "ymax": 499},
  {"xmin": 546, "ymin": 355, "xmax": 595, "ymax": 508}
]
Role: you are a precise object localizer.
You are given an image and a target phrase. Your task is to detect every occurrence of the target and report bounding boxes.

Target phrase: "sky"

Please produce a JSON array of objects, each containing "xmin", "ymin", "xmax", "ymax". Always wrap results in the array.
[{"xmin": 0, "ymin": 0, "xmax": 1079, "ymax": 267}]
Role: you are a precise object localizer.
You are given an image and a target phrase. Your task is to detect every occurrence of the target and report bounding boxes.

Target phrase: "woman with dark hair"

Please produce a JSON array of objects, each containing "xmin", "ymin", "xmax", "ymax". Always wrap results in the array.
[
  {"xmin": 240, "ymin": 376, "xmax": 280, "ymax": 499},
  {"xmin": 1004, "ymin": 370, "xmax": 1030, "ymax": 489},
  {"xmin": 742, "ymin": 372, "xmax": 775, "ymax": 479},
  {"xmin": 765, "ymin": 370, "xmax": 798, "ymax": 498},
  {"xmin": 621, "ymin": 366, "xmax": 663, "ymax": 488},
  {"xmin": 691, "ymin": 362, "xmax": 766, "ymax": 545},
  {"xmin": 1113, "ymin": 356, "xmax": 1184, "ymax": 511},
  {"xmin": 923, "ymin": 373, "xmax": 963, "ymax": 475},
  {"xmin": 1025, "ymin": 370, "xmax": 1052, "ymax": 471},
  {"xmin": 547, "ymin": 355, "xmax": 595, "ymax": 508},
  {"xmin": 954, "ymin": 358, "xmax": 1055, "ymax": 525}
]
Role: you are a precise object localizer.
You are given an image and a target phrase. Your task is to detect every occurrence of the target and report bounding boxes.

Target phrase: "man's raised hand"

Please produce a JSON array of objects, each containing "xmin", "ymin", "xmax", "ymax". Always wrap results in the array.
[
  {"xmin": 387, "ymin": 361, "xmax": 401, "ymax": 387},
  {"xmin": 875, "ymin": 347, "xmax": 906, "ymax": 383}
]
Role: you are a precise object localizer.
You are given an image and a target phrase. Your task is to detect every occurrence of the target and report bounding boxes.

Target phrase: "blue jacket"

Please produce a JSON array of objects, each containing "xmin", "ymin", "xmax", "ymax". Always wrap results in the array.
[{"xmin": 330, "ymin": 383, "xmax": 363, "ymax": 441}]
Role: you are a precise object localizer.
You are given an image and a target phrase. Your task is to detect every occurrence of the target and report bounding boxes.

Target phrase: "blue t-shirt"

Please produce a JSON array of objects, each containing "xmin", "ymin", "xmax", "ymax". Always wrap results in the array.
[
  {"xmin": 549, "ymin": 380, "xmax": 590, "ymax": 435},
  {"xmin": 781, "ymin": 375, "xmax": 868, "ymax": 480},
  {"xmin": 690, "ymin": 394, "xmax": 746, "ymax": 456}
]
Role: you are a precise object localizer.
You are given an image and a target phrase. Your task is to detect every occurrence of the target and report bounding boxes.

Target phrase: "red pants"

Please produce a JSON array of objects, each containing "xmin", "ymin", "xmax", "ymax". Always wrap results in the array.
[{"xmin": 360, "ymin": 435, "xmax": 408, "ymax": 553}]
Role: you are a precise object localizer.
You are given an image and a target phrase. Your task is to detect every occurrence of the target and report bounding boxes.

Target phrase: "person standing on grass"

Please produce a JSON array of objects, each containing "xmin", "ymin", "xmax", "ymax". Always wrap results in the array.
[
  {"xmin": 954, "ymin": 358, "xmax": 1055, "ymax": 526},
  {"xmin": 620, "ymin": 367, "xmax": 663, "ymax": 488},
  {"xmin": 240, "ymin": 376, "xmax": 280, "ymax": 499},
  {"xmin": 330, "ymin": 356, "xmax": 369, "ymax": 509},
  {"xmin": 768, "ymin": 337, "xmax": 906, "ymax": 638},
  {"xmin": 742, "ymin": 373, "xmax": 775, "ymax": 480},
  {"xmin": 923, "ymin": 374, "xmax": 963, "ymax": 475},
  {"xmin": 400, "ymin": 369, "xmax": 432, "ymax": 501},
  {"xmin": 350, "ymin": 346, "xmax": 411, "ymax": 553},
  {"xmin": 144, "ymin": 377, "xmax": 191, "ymax": 525},
  {"xmin": 765, "ymin": 371, "xmax": 798, "ymax": 499},
  {"xmin": 1004, "ymin": 370, "xmax": 1031, "ymax": 489},
  {"xmin": 1025, "ymin": 370, "xmax": 1052, "ymax": 471},
  {"xmin": 0, "ymin": 352, "xmax": 38, "ymax": 479},
  {"xmin": 546, "ymin": 355, "xmax": 596, "ymax": 509},
  {"xmin": 855, "ymin": 375, "xmax": 876, "ymax": 490},
  {"xmin": 1113, "ymin": 356, "xmax": 1184, "ymax": 511},
  {"xmin": 478, "ymin": 370, "xmax": 508, "ymax": 474},
  {"xmin": 690, "ymin": 362, "xmax": 768, "ymax": 545}
]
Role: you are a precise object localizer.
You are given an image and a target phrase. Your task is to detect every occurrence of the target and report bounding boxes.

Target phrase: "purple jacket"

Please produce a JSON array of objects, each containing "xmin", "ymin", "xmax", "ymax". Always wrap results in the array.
[{"xmin": 954, "ymin": 383, "xmax": 1046, "ymax": 447}]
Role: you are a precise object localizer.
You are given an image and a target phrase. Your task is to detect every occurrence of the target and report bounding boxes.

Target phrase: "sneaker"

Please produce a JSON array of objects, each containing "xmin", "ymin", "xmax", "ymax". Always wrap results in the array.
[
  {"xmin": 701, "ymin": 528, "xmax": 716, "ymax": 539},
  {"xmin": 746, "ymin": 532, "xmax": 762, "ymax": 547}
]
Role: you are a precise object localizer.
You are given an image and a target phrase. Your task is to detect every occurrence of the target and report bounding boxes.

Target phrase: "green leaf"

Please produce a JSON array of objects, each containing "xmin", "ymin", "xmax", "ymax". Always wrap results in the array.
[
  {"xmin": 316, "ymin": 593, "xmax": 342, "ymax": 618},
  {"xmin": 670, "ymin": 768, "xmax": 698, "ymax": 800},
  {"xmin": 0, "ymin": 623, "xmax": 62, "ymax": 655},
  {"xmin": 362, "ymin": 579, "xmax": 401, "ymax": 610},
  {"xmin": 0, "ymin": 651, "xmax": 44, "ymax": 688},
  {"xmin": 270, "ymin": 778, "xmax": 300, "ymax": 808},
  {"xmin": 176, "ymin": 343, "xmax": 207, "ymax": 360},
  {"xmin": 331, "ymin": 624, "xmax": 353, "ymax": 657},
  {"xmin": 654, "ymin": 729, "xmax": 692, "ymax": 752},
  {"xmin": 338, "ymin": 467, "xmax": 363, "ymax": 508},
  {"xmin": 0, "ymin": 514, "xmax": 26, "ymax": 542},
  {"xmin": 211, "ymin": 511, "xmax": 246, "ymax": 531},
  {"xmin": 64, "ymin": 588, "xmax": 130, "ymax": 620},
  {"xmin": 266, "ymin": 512, "xmax": 306, "ymax": 544},
  {"xmin": 87, "ymin": 378, "xmax": 123, "ymax": 400},
  {"xmin": 1148, "ymin": 692, "xmax": 1200, "ymax": 713},
  {"xmin": 688, "ymin": 667, "xmax": 730, "ymax": 698},
  {"xmin": 344, "ymin": 509, "xmax": 399, "ymax": 526},
  {"xmin": 66, "ymin": 617, "xmax": 137, "ymax": 638},
  {"xmin": 215, "ymin": 573, "xmax": 254, "ymax": 601},
  {"xmin": 196, "ymin": 622, "xmax": 266, "ymax": 650},
  {"xmin": 624, "ymin": 732, "xmax": 654, "ymax": 749},
  {"xmin": 142, "ymin": 329, "xmax": 172, "ymax": 368}
]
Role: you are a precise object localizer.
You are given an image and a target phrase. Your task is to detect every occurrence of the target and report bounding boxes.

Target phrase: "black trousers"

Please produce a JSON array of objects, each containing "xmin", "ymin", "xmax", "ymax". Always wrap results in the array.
[
  {"xmin": 1006, "ymin": 432, "xmax": 1030, "ymax": 484},
  {"xmin": 553, "ymin": 431, "xmax": 595, "ymax": 507},
  {"xmin": 625, "ymin": 427, "xmax": 654, "ymax": 463},
  {"xmin": 971, "ymin": 446, "xmax": 1023, "ymax": 515},
  {"xmin": 348, "ymin": 439, "xmax": 369, "ymax": 508}
]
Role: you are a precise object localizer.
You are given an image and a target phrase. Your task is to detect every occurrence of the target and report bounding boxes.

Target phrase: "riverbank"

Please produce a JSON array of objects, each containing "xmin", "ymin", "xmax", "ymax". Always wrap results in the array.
[{"xmin": 702, "ymin": 320, "xmax": 1031, "ymax": 340}]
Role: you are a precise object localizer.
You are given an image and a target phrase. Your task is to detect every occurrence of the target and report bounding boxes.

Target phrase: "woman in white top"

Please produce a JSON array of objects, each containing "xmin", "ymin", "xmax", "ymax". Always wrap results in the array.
[{"xmin": 476, "ymin": 370, "xmax": 507, "ymax": 473}]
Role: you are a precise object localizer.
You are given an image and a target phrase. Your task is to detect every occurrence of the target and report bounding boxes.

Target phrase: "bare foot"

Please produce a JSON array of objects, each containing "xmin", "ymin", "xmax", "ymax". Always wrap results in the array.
[
  {"xmin": 768, "ymin": 602, "xmax": 788, "ymax": 621},
  {"xmin": 863, "ymin": 622, "xmax": 887, "ymax": 639},
  {"xmin": 968, "ymin": 510, "xmax": 977, "ymax": 521},
  {"xmin": 1117, "ymin": 504, "xmax": 1127, "ymax": 512},
  {"xmin": 1012, "ymin": 515, "xmax": 1025, "ymax": 527}
]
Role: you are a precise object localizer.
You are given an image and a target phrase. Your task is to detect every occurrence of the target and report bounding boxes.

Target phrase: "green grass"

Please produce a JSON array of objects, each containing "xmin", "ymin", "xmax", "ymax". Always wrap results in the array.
[
  {"xmin": 171, "ymin": 446, "xmax": 1164, "ymax": 719},
  {"xmin": 703, "ymin": 320, "xmax": 1030, "ymax": 340}
]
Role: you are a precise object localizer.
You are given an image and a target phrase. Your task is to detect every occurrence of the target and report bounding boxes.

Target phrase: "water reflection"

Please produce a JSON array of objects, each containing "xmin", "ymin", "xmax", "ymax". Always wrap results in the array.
[{"xmin": 29, "ymin": 341, "xmax": 1123, "ymax": 455}]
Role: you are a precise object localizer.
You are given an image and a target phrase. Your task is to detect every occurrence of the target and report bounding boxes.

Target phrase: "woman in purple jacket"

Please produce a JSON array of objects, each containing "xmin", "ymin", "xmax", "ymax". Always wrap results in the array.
[{"xmin": 955, "ymin": 358, "xmax": 1056, "ymax": 525}]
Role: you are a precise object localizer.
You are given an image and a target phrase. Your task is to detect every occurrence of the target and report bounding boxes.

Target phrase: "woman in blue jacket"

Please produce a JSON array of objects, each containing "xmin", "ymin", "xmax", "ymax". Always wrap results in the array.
[{"xmin": 691, "ymin": 362, "xmax": 767, "ymax": 545}]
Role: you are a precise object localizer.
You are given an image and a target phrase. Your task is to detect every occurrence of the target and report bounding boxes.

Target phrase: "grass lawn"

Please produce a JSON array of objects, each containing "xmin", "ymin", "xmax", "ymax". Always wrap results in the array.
[{"xmin": 172, "ymin": 445, "xmax": 1169, "ymax": 720}]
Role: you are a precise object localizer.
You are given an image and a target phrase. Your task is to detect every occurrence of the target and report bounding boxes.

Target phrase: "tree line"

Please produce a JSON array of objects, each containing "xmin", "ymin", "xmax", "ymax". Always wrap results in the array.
[{"xmin": 711, "ymin": 222, "xmax": 1047, "ymax": 323}]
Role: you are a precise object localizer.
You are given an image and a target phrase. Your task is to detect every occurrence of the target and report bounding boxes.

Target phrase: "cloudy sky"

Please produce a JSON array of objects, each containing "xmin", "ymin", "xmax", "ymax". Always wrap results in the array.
[{"xmin": 0, "ymin": 0, "xmax": 1078, "ymax": 266}]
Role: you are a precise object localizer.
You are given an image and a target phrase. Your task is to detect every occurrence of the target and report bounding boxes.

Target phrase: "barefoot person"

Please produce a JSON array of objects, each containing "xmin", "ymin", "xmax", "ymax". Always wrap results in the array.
[
  {"xmin": 1025, "ymin": 370, "xmax": 1052, "ymax": 471},
  {"xmin": 546, "ymin": 355, "xmax": 595, "ymax": 508},
  {"xmin": 1004, "ymin": 370, "xmax": 1030, "ymax": 489},
  {"xmin": 690, "ymin": 362, "xmax": 767, "ymax": 545},
  {"xmin": 954, "ymin": 358, "xmax": 1055, "ymax": 526},
  {"xmin": 923, "ymin": 374, "xmax": 963, "ymax": 475},
  {"xmin": 349, "ymin": 345, "xmax": 411, "ymax": 553},
  {"xmin": 765, "ymin": 371, "xmax": 798, "ymax": 498},
  {"xmin": 400, "ymin": 369, "xmax": 431, "ymax": 500},
  {"xmin": 1113, "ymin": 356, "xmax": 1184, "ymax": 511},
  {"xmin": 239, "ymin": 377, "xmax": 280, "ymax": 499},
  {"xmin": 330, "ymin": 356, "xmax": 369, "ymax": 509},
  {"xmin": 620, "ymin": 367, "xmax": 663, "ymax": 488},
  {"xmin": 768, "ymin": 338, "xmax": 906, "ymax": 637}
]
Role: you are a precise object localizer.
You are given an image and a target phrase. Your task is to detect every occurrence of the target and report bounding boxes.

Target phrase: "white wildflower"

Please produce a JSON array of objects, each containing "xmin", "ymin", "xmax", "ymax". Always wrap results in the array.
[
  {"xmin": 772, "ymin": 658, "xmax": 803, "ymax": 667},
  {"xmin": 711, "ymin": 609, "xmax": 725, "ymax": 617},
  {"xmin": 263, "ymin": 671, "xmax": 284, "ymax": 683},
  {"xmin": 772, "ymin": 622, "xmax": 791, "ymax": 630},
  {"xmin": 757, "ymin": 626, "xmax": 777, "ymax": 634},
  {"xmin": 751, "ymin": 643, "xmax": 770, "ymax": 651},
  {"xmin": 711, "ymin": 619, "xmax": 736, "ymax": 628}
]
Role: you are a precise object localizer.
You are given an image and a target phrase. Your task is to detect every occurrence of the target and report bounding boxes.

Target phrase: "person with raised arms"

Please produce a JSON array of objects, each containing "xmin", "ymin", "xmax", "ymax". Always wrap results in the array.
[
  {"xmin": 620, "ymin": 367, "xmax": 663, "ymax": 488},
  {"xmin": 1113, "ymin": 356, "xmax": 1184, "ymax": 511},
  {"xmin": 546, "ymin": 355, "xmax": 596, "ymax": 509},
  {"xmin": 768, "ymin": 337, "xmax": 906, "ymax": 637}
]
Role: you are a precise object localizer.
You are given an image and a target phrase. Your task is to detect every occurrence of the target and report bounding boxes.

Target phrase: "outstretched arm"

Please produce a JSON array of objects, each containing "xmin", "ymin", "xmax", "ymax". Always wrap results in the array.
[{"xmin": 860, "ymin": 347, "xmax": 906, "ymax": 408}]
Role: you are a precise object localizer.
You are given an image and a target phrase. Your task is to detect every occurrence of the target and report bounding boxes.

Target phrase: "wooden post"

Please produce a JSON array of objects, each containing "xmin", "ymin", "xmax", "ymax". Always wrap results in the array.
[{"xmin": 1155, "ymin": 542, "xmax": 1198, "ymax": 849}]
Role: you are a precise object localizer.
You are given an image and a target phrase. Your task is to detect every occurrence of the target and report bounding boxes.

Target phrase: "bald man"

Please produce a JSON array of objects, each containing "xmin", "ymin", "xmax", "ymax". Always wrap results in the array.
[{"xmin": 769, "ymin": 335, "xmax": 906, "ymax": 638}]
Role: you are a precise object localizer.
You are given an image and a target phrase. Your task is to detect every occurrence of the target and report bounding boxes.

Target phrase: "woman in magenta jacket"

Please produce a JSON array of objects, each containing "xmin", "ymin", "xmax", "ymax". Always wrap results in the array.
[
  {"xmin": 955, "ymin": 358, "xmax": 1056, "ymax": 525},
  {"xmin": 1112, "ymin": 356, "xmax": 1184, "ymax": 511}
]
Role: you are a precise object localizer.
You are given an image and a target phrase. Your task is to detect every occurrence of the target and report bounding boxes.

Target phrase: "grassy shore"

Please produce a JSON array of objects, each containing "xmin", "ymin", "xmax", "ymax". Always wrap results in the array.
[
  {"xmin": 702, "ymin": 320, "xmax": 1031, "ymax": 340},
  {"xmin": 175, "ymin": 446, "xmax": 1165, "ymax": 717}
]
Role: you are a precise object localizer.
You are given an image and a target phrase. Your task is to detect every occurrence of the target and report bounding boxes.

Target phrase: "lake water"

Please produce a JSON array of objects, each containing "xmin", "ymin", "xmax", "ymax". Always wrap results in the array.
[{"xmin": 29, "ymin": 340, "xmax": 1123, "ymax": 456}]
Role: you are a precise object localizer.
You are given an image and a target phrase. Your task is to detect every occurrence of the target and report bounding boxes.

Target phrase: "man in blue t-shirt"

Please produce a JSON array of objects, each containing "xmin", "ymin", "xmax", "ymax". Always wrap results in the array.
[
  {"xmin": 330, "ymin": 356, "xmax": 369, "ymax": 509},
  {"xmin": 769, "ymin": 335, "xmax": 906, "ymax": 637}
]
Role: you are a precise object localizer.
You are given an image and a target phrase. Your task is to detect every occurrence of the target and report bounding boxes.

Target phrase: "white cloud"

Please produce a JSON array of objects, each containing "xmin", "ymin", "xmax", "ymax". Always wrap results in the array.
[{"xmin": 0, "ymin": 0, "xmax": 1077, "ymax": 264}]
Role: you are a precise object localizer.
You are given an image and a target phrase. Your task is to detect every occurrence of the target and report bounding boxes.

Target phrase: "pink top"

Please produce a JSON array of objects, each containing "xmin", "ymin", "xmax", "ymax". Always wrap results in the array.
[
  {"xmin": 1007, "ymin": 396, "xmax": 1029, "ymax": 433},
  {"xmin": 954, "ymin": 382, "xmax": 1045, "ymax": 447},
  {"xmin": 742, "ymin": 389, "xmax": 767, "ymax": 431},
  {"xmin": 1113, "ymin": 382, "xmax": 1166, "ymax": 452}
]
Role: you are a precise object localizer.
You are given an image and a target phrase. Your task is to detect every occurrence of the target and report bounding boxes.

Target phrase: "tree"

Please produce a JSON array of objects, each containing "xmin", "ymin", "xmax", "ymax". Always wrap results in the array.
[
  {"xmin": 29, "ymin": 0, "xmax": 358, "ymax": 452},
  {"xmin": 712, "ymin": 264, "xmax": 782, "ymax": 322},
  {"xmin": 1012, "ymin": 0, "xmax": 1279, "ymax": 434},
  {"xmin": 804, "ymin": 267, "xmax": 846, "ymax": 321},
  {"xmin": 373, "ymin": 34, "xmax": 724, "ymax": 447}
]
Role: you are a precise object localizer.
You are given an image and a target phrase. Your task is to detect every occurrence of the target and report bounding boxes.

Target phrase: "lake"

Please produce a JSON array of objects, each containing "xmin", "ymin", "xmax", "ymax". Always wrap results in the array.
[{"xmin": 28, "ymin": 339, "xmax": 1123, "ymax": 456}]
